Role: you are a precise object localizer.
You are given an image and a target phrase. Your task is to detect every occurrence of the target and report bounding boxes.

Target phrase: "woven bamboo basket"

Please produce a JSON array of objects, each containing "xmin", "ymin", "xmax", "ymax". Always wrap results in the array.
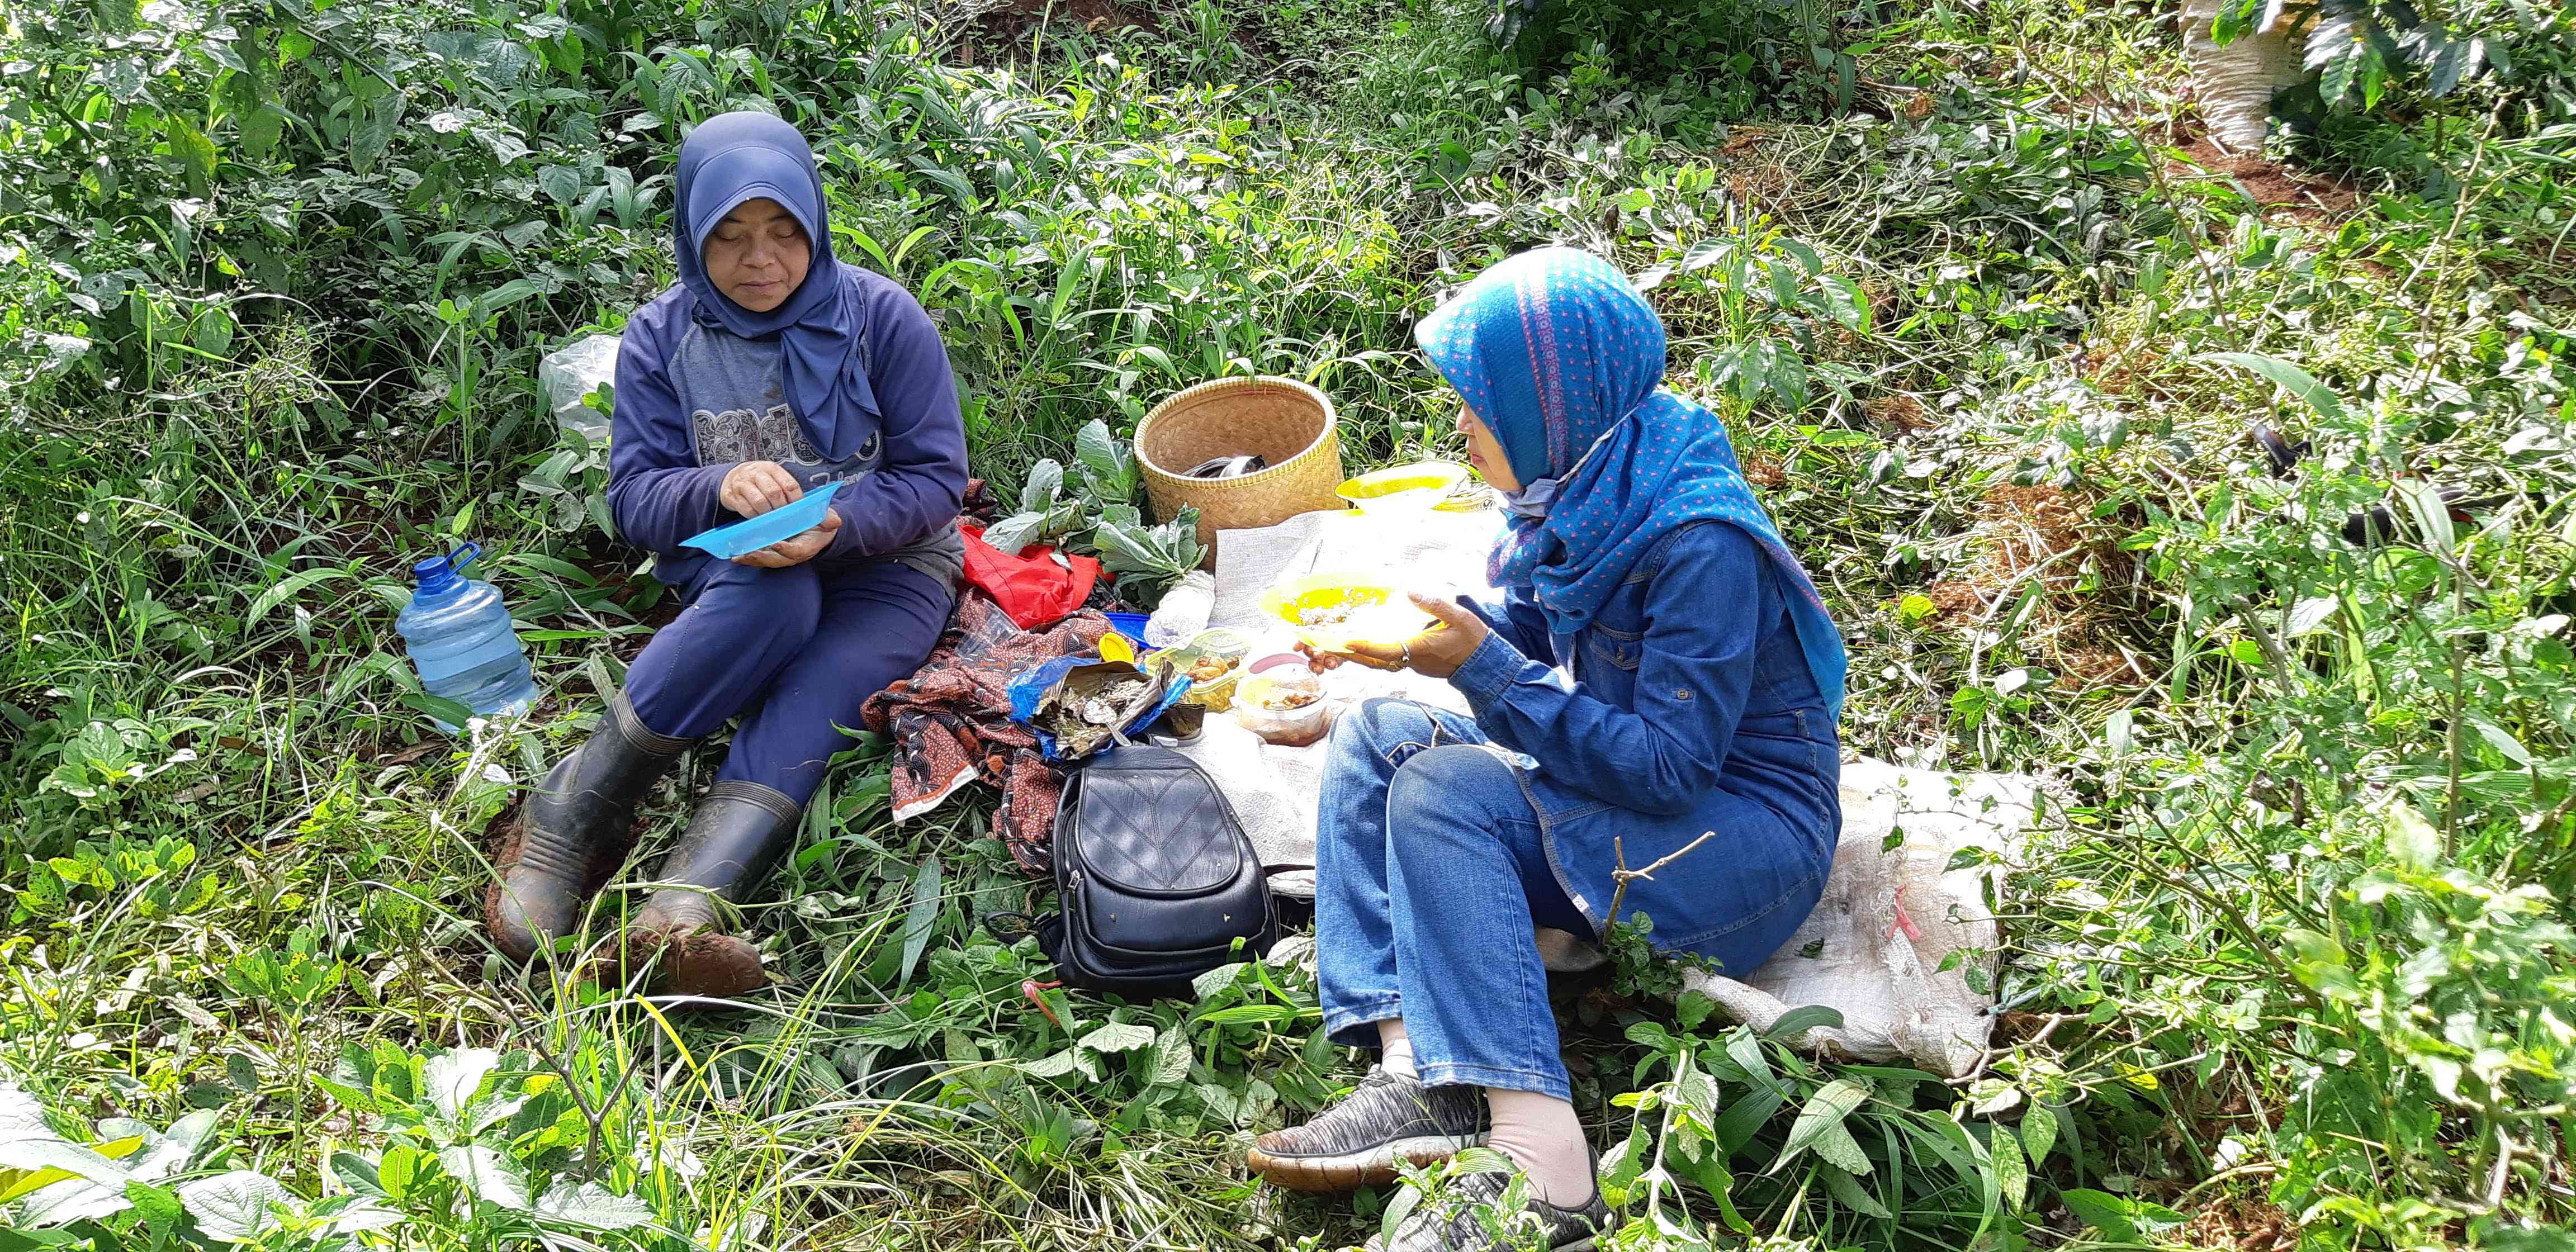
[{"xmin": 1135, "ymin": 377, "xmax": 1343, "ymax": 566}]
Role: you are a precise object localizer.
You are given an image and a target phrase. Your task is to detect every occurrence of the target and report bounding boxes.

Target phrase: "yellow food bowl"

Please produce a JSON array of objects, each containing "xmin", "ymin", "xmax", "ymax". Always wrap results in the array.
[
  {"xmin": 1337, "ymin": 462, "xmax": 1473, "ymax": 514},
  {"xmin": 1258, "ymin": 574, "xmax": 1437, "ymax": 655}
]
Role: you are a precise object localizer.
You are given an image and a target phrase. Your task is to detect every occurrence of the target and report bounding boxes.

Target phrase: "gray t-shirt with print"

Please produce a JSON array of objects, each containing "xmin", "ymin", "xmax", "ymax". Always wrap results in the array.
[{"xmin": 664, "ymin": 322, "xmax": 964, "ymax": 590}]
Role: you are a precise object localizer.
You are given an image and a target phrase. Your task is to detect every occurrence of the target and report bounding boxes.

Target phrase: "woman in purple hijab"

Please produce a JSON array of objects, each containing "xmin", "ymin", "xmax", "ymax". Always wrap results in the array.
[{"xmin": 486, "ymin": 112, "xmax": 967, "ymax": 997}]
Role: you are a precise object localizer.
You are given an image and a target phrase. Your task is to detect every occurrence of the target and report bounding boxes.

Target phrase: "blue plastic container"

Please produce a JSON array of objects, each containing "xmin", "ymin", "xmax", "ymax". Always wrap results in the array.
[
  {"xmin": 395, "ymin": 543, "xmax": 537, "ymax": 732},
  {"xmin": 682, "ymin": 481, "xmax": 844, "ymax": 558}
]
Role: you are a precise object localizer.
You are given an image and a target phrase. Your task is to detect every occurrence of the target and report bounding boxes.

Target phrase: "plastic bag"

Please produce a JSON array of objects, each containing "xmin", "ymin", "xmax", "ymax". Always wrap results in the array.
[
  {"xmin": 538, "ymin": 334, "xmax": 621, "ymax": 444},
  {"xmin": 962, "ymin": 523, "xmax": 1101, "ymax": 630},
  {"xmin": 1144, "ymin": 571, "xmax": 1215, "ymax": 648},
  {"xmin": 1007, "ymin": 656, "xmax": 1190, "ymax": 762}
]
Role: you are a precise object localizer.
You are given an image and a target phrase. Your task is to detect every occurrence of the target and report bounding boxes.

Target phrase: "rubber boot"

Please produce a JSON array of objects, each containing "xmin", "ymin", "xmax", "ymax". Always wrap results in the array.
[
  {"xmin": 621, "ymin": 781, "xmax": 802, "ymax": 998},
  {"xmin": 486, "ymin": 692, "xmax": 692, "ymax": 964}
]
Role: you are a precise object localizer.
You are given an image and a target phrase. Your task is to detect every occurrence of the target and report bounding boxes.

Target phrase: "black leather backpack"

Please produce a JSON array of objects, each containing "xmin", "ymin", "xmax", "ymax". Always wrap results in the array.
[{"xmin": 1017, "ymin": 744, "xmax": 1280, "ymax": 998}]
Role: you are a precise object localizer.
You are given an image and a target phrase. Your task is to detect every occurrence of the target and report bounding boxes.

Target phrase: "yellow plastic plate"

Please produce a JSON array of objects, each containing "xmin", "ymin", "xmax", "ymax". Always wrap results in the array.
[
  {"xmin": 1257, "ymin": 573, "xmax": 1436, "ymax": 655},
  {"xmin": 1336, "ymin": 462, "xmax": 1473, "ymax": 514}
]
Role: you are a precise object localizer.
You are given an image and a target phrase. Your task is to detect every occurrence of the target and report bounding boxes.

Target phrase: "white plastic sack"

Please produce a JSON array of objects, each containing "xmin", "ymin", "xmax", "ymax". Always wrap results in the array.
[
  {"xmin": 1677, "ymin": 756, "xmax": 2039, "ymax": 1078},
  {"xmin": 538, "ymin": 334, "xmax": 621, "ymax": 444}
]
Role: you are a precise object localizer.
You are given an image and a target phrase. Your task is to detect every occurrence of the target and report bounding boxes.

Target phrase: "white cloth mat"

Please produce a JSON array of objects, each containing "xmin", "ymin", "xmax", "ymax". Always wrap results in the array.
[{"xmin": 1181, "ymin": 508, "xmax": 1507, "ymax": 896}]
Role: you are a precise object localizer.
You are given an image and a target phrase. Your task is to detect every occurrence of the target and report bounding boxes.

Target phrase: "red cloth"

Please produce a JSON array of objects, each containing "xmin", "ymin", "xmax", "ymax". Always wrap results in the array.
[{"xmin": 960, "ymin": 523, "xmax": 1100, "ymax": 630}]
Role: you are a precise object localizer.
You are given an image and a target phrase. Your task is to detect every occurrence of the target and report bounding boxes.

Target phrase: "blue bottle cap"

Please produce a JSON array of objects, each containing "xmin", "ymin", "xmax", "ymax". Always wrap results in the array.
[{"xmin": 411, "ymin": 543, "xmax": 482, "ymax": 600}]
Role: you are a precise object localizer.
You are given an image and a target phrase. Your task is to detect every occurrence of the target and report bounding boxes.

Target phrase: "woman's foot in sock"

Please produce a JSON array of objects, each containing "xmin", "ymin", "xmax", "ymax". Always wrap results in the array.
[
  {"xmin": 1483, "ymin": 1088, "xmax": 1595, "ymax": 1207},
  {"xmin": 1378, "ymin": 1018, "xmax": 1418, "ymax": 1080}
]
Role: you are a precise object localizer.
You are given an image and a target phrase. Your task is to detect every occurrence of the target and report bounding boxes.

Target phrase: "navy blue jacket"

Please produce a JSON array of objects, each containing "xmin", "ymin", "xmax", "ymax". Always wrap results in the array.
[{"xmin": 607, "ymin": 267, "xmax": 968, "ymax": 589}]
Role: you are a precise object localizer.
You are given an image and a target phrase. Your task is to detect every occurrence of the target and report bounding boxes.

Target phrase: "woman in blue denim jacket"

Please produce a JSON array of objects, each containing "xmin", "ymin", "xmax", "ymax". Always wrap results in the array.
[{"xmin": 1246, "ymin": 248, "xmax": 1848, "ymax": 1252}]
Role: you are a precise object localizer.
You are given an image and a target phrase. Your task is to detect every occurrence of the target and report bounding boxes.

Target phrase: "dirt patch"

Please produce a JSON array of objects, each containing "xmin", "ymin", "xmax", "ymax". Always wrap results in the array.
[
  {"xmin": 1926, "ymin": 579, "xmax": 1986, "ymax": 619},
  {"xmin": 1866, "ymin": 393, "xmax": 1936, "ymax": 434},
  {"xmin": 1923, "ymin": 486, "xmax": 2147, "ymax": 689},
  {"xmin": 2171, "ymin": 137, "xmax": 2363, "ymax": 224},
  {"xmin": 957, "ymin": 0, "xmax": 1151, "ymax": 63},
  {"xmin": 2182, "ymin": 1194, "xmax": 2300, "ymax": 1252},
  {"xmin": 1977, "ymin": 485, "xmax": 2100, "ymax": 595}
]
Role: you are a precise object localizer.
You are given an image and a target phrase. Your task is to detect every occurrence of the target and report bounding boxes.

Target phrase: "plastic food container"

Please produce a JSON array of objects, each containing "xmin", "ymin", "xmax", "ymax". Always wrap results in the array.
[
  {"xmin": 1157, "ymin": 628, "xmax": 1255, "ymax": 712},
  {"xmin": 1337, "ymin": 462, "xmax": 1472, "ymax": 514},
  {"xmin": 682, "ymin": 480, "xmax": 844, "ymax": 558},
  {"xmin": 1258, "ymin": 573, "xmax": 1437, "ymax": 656},
  {"xmin": 1234, "ymin": 671, "xmax": 1334, "ymax": 746}
]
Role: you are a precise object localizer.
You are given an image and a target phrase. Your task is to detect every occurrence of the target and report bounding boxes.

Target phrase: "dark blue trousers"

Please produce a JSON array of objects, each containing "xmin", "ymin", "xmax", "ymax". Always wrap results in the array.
[{"xmin": 624, "ymin": 558, "xmax": 951, "ymax": 807}]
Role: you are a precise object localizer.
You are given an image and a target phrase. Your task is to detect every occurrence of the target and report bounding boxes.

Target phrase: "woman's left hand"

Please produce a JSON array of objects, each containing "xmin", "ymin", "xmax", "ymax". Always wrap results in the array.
[
  {"xmin": 734, "ymin": 510, "xmax": 841, "ymax": 567},
  {"xmin": 1343, "ymin": 591, "xmax": 1489, "ymax": 679}
]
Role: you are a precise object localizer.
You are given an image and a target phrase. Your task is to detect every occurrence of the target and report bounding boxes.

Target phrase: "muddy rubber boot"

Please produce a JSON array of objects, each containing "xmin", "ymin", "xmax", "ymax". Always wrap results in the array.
[
  {"xmin": 486, "ymin": 693, "xmax": 693, "ymax": 964},
  {"xmin": 622, "ymin": 781, "xmax": 802, "ymax": 998}
]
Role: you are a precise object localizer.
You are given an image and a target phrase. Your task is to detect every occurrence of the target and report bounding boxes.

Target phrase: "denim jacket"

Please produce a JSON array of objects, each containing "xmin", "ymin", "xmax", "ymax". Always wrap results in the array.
[{"xmin": 1449, "ymin": 519, "xmax": 1842, "ymax": 969}]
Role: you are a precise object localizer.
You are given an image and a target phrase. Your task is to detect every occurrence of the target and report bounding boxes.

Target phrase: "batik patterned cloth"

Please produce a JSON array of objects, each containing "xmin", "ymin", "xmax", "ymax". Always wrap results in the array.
[
  {"xmin": 861, "ymin": 592, "xmax": 1110, "ymax": 874},
  {"xmin": 1413, "ymin": 245, "xmax": 1848, "ymax": 720}
]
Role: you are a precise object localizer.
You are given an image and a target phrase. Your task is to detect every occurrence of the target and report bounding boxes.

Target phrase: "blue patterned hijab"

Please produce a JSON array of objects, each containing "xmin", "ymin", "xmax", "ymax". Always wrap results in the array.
[
  {"xmin": 1415, "ymin": 246, "xmax": 1847, "ymax": 721},
  {"xmin": 673, "ymin": 111, "xmax": 878, "ymax": 461}
]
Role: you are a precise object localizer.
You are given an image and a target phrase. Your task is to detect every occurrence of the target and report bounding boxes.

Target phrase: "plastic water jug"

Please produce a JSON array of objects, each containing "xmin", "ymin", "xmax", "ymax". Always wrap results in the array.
[{"xmin": 395, "ymin": 543, "xmax": 536, "ymax": 730}]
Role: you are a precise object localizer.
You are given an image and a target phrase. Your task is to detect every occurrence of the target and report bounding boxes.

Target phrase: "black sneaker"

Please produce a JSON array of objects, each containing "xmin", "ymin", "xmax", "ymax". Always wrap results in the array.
[
  {"xmin": 1246, "ymin": 1068, "xmax": 1489, "ymax": 1192},
  {"xmin": 1367, "ymin": 1163, "xmax": 1615, "ymax": 1252}
]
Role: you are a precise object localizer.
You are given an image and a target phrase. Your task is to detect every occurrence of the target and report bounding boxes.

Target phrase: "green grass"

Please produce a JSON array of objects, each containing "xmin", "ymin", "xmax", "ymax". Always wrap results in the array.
[{"xmin": 5, "ymin": 0, "xmax": 2575, "ymax": 1246}]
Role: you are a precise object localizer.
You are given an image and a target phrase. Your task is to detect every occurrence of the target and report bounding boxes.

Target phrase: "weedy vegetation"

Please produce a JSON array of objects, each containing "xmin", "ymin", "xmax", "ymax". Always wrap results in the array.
[{"xmin": 4, "ymin": 0, "xmax": 2575, "ymax": 1247}]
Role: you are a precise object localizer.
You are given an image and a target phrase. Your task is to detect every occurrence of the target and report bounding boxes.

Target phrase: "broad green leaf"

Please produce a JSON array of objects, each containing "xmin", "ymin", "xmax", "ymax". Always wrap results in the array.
[
  {"xmin": 2021, "ymin": 1102, "xmax": 2059, "ymax": 1165},
  {"xmin": 2468, "ymin": 715, "xmax": 2534, "ymax": 767},
  {"xmin": 2285, "ymin": 596, "xmax": 2338, "ymax": 638},
  {"xmin": 438, "ymin": 1145, "xmax": 529, "ymax": 1211},
  {"xmin": 1190, "ymin": 962, "xmax": 1246, "ymax": 999},
  {"xmin": 897, "ymin": 856, "xmax": 942, "ymax": 986},
  {"xmin": 0, "ymin": 1140, "xmax": 132, "ymax": 1189},
  {"xmin": 1713, "ymin": 1087, "xmax": 1783, "ymax": 1157},
  {"xmin": 166, "ymin": 114, "xmax": 217, "ymax": 197},
  {"xmin": 18, "ymin": 1174, "xmax": 131, "ymax": 1227},
  {"xmin": 177, "ymin": 1170, "xmax": 296, "ymax": 1242},
  {"xmin": 1812, "ymin": 1121, "xmax": 1872, "ymax": 1174},
  {"xmin": 2061, "ymin": 1188, "xmax": 2139, "ymax": 1241},
  {"xmin": 1021, "ymin": 1049, "xmax": 1081, "ymax": 1079},
  {"xmin": 2393, "ymin": 478, "xmax": 2456, "ymax": 554},
  {"xmin": 2384, "ymin": 802, "xmax": 2442, "ymax": 871},
  {"xmin": 982, "ymin": 511, "xmax": 1049, "ymax": 557},
  {"xmin": 535, "ymin": 1181, "xmax": 655, "ymax": 1230},
  {"xmin": 1671, "ymin": 1054, "xmax": 1719, "ymax": 1121},
  {"xmin": 1147, "ymin": 1026, "xmax": 1193, "ymax": 1086},
  {"xmin": 377, "ymin": 1144, "xmax": 419, "ymax": 1200},
  {"xmin": 1988, "ymin": 1124, "xmax": 2028, "ymax": 1208},
  {"xmin": 352, "ymin": 93, "xmax": 402, "ymax": 176},
  {"xmin": 1082, "ymin": 1021, "xmax": 1157, "ymax": 1054},
  {"xmin": 2200, "ymin": 352, "xmax": 2347, "ymax": 424},
  {"xmin": 247, "ymin": 567, "xmax": 351, "ymax": 624},
  {"xmin": 1019, "ymin": 459, "xmax": 1065, "ymax": 513},
  {"xmin": 423, "ymin": 1047, "xmax": 499, "ymax": 1125},
  {"xmin": 1770, "ymin": 1077, "xmax": 1871, "ymax": 1173},
  {"xmin": 1765, "ymin": 1004, "xmax": 1845, "ymax": 1040},
  {"xmin": 1819, "ymin": 1163, "xmax": 1890, "ymax": 1217}
]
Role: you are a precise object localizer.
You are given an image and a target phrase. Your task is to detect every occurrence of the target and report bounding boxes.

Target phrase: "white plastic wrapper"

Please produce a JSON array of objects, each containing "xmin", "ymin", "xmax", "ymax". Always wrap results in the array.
[
  {"xmin": 538, "ymin": 333, "xmax": 621, "ymax": 444},
  {"xmin": 1143, "ymin": 570, "xmax": 1215, "ymax": 648}
]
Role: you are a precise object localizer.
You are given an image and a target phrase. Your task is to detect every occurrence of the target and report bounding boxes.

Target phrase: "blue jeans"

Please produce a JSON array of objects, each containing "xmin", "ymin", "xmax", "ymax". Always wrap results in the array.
[{"xmin": 1316, "ymin": 699, "xmax": 1593, "ymax": 1101}]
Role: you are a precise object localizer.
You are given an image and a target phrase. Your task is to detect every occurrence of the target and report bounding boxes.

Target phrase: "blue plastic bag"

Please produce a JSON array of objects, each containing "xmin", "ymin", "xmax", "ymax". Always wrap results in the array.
[{"xmin": 1008, "ymin": 656, "xmax": 1191, "ymax": 762}]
